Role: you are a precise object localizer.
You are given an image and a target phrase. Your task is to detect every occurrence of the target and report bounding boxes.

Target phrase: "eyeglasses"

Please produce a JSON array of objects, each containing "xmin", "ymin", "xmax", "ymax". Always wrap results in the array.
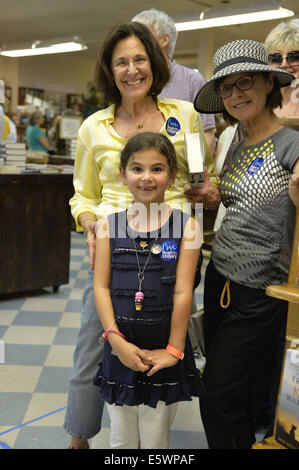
[
  {"xmin": 218, "ymin": 75, "xmax": 254, "ymax": 99},
  {"xmin": 268, "ymin": 51, "xmax": 299, "ymax": 66},
  {"xmin": 112, "ymin": 56, "xmax": 150, "ymax": 70}
]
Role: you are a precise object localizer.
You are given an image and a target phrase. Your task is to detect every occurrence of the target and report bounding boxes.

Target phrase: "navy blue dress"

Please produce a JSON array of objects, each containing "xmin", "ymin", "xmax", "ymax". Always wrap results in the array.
[{"xmin": 93, "ymin": 209, "xmax": 204, "ymax": 408}]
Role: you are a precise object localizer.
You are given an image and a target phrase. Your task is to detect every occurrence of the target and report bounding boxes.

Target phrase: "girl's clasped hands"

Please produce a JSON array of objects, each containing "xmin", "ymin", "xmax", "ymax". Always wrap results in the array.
[{"xmin": 115, "ymin": 340, "xmax": 179, "ymax": 377}]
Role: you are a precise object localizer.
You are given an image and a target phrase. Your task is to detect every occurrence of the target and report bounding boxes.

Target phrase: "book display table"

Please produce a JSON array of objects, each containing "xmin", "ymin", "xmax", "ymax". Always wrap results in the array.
[{"xmin": 0, "ymin": 173, "xmax": 74, "ymax": 295}]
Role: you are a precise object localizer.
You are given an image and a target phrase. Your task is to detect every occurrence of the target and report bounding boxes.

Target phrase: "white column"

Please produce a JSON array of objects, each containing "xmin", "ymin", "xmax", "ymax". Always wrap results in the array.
[{"xmin": 197, "ymin": 29, "xmax": 215, "ymax": 80}]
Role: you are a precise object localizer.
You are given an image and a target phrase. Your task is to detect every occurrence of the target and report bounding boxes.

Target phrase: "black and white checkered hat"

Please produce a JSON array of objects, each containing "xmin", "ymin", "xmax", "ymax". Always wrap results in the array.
[{"xmin": 194, "ymin": 39, "xmax": 294, "ymax": 114}]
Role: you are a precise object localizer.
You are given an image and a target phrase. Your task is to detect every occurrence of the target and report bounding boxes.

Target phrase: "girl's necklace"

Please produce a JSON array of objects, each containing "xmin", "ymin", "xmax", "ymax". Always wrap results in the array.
[{"xmin": 133, "ymin": 236, "xmax": 158, "ymax": 311}]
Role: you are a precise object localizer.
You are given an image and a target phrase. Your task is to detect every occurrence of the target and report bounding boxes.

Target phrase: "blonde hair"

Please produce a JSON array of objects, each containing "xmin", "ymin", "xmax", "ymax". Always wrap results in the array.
[{"xmin": 264, "ymin": 18, "xmax": 299, "ymax": 54}]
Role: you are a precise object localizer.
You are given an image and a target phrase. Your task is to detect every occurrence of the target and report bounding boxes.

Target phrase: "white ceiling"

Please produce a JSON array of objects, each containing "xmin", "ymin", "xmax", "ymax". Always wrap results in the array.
[{"xmin": 1, "ymin": 0, "xmax": 298, "ymax": 66}]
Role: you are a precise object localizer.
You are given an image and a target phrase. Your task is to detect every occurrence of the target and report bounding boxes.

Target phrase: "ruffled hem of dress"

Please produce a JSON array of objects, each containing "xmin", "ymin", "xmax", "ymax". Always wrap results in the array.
[{"xmin": 93, "ymin": 369, "xmax": 205, "ymax": 408}]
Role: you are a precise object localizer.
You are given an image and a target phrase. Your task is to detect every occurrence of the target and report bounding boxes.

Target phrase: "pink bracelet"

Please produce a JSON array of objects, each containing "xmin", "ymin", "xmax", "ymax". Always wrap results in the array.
[
  {"xmin": 107, "ymin": 329, "xmax": 126, "ymax": 341},
  {"xmin": 100, "ymin": 328, "xmax": 126, "ymax": 343}
]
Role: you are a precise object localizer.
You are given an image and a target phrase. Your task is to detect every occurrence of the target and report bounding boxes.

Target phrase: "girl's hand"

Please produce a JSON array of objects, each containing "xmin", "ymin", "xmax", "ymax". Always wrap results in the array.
[
  {"xmin": 142, "ymin": 349, "xmax": 179, "ymax": 376},
  {"xmin": 115, "ymin": 341, "xmax": 152, "ymax": 373}
]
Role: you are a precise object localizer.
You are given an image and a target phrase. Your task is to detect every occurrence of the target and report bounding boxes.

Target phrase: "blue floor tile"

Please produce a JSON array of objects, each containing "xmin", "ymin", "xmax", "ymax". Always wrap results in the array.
[
  {"xmin": 5, "ymin": 344, "xmax": 50, "ymax": 366},
  {"xmin": 65, "ymin": 299, "xmax": 83, "ymax": 312},
  {"xmin": 34, "ymin": 367, "xmax": 73, "ymax": 393},
  {"xmin": 14, "ymin": 426, "xmax": 70, "ymax": 449},
  {"xmin": 73, "ymin": 279, "xmax": 87, "ymax": 289},
  {"xmin": 0, "ymin": 393, "xmax": 32, "ymax": 427},
  {"xmin": 12, "ymin": 311, "xmax": 62, "ymax": 327},
  {"xmin": 0, "ymin": 298, "xmax": 26, "ymax": 310},
  {"xmin": 0, "ymin": 325, "xmax": 8, "ymax": 338},
  {"xmin": 53, "ymin": 328, "xmax": 79, "ymax": 345}
]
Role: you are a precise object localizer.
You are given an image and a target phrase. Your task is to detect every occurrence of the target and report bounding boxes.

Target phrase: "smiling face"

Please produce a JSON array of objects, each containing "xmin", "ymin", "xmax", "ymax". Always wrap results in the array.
[
  {"xmin": 120, "ymin": 148, "xmax": 176, "ymax": 206},
  {"xmin": 111, "ymin": 35, "xmax": 153, "ymax": 103},
  {"xmin": 269, "ymin": 48, "xmax": 299, "ymax": 80},
  {"xmin": 220, "ymin": 72, "xmax": 274, "ymax": 124}
]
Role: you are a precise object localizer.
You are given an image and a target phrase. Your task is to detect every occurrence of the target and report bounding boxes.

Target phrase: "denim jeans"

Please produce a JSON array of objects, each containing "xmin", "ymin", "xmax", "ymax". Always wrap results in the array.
[{"xmin": 64, "ymin": 269, "xmax": 105, "ymax": 439}]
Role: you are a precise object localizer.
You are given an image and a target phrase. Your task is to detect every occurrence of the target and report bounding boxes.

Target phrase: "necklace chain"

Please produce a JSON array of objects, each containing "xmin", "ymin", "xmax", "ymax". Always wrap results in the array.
[
  {"xmin": 133, "ymin": 237, "xmax": 158, "ymax": 291},
  {"xmin": 136, "ymin": 115, "xmax": 146, "ymax": 129}
]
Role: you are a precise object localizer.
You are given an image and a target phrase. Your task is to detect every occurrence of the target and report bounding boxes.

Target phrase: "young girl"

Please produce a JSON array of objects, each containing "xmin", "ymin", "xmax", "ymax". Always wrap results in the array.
[{"xmin": 93, "ymin": 132, "xmax": 204, "ymax": 449}]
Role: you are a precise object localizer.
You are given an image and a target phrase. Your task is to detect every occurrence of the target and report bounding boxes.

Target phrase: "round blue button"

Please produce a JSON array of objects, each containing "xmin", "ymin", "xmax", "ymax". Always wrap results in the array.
[{"xmin": 166, "ymin": 117, "xmax": 181, "ymax": 136}]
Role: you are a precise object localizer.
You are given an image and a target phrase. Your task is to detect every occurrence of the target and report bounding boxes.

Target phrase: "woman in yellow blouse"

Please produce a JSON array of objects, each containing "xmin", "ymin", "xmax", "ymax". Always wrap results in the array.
[{"xmin": 65, "ymin": 22, "xmax": 220, "ymax": 449}]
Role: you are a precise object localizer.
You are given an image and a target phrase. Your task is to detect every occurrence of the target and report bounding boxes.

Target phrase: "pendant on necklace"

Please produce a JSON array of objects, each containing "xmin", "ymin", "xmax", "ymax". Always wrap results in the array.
[
  {"xmin": 151, "ymin": 244, "xmax": 162, "ymax": 254},
  {"xmin": 136, "ymin": 123, "xmax": 144, "ymax": 129},
  {"xmin": 135, "ymin": 291, "xmax": 144, "ymax": 311}
]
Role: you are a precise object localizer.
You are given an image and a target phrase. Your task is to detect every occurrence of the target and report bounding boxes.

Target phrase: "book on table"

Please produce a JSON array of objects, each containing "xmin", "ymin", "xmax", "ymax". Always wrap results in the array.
[{"xmin": 275, "ymin": 347, "xmax": 299, "ymax": 449}]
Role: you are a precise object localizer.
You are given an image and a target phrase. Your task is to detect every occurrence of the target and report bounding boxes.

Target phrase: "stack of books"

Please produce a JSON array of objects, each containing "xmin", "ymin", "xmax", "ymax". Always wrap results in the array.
[
  {"xmin": 5, "ymin": 142, "xmax": 27, "ymax": 167},
  {"xmin": 0, "ymin": 142, "xmax": 5, "ymax": 166},
  {"xmin": 70, "ymin": 139, "xmax": 77, "ymax": 159}
]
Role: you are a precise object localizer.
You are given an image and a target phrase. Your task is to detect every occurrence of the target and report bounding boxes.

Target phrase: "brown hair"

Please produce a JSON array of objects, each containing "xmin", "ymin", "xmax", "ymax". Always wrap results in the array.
[
  {"xmin": 216, "ymin": 72, "xmax": 283, "ymax": 125},
  {"xmin": 120, "ymin": 132, "xmax": 177, "ymax": 174},
  {"xmin": 95, "ymin": 22, "xmax": 170, "ymax": 105}
]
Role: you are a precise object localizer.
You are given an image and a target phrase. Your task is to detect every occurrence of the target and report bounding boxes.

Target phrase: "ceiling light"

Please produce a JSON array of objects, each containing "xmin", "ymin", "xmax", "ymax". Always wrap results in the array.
[
  {"xmin": 0, "ymin": 36, "xmax": 87, "ymax": 57},
  {"xmin": 175, "ymin": 1, "xmax": 294, "ymax": 31}
]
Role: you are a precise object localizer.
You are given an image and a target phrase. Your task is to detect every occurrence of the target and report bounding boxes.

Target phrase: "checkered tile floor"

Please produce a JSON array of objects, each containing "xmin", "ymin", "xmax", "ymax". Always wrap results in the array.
[{"xmin": 0, "ymin": 231, "xmax": 211, "ymax": 449}]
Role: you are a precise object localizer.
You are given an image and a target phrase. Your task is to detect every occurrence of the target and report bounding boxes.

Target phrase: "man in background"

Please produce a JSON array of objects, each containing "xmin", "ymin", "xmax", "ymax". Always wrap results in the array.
[{"xmin": 132, "ymin": 8, "xmax": 216, "ymax": 156}]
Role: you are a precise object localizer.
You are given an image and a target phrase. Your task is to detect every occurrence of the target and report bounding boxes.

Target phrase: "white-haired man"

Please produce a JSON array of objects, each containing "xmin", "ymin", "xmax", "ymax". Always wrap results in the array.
[{"xmin": 132, "ymin": 8, "xmax": 216, "ymax": 155}]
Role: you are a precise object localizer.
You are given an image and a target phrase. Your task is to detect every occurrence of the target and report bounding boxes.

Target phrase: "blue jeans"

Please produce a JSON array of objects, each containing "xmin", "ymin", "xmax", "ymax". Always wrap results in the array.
[{"xmin": 64, "ymin": 269, "xmax": 105, "ymax": 439}]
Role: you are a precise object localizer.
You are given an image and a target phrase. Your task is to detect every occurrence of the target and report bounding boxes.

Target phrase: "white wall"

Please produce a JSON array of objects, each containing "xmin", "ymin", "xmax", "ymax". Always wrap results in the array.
[{"xmin": 0, "ymin": 52, "xmax": 96, "ymax": 111}]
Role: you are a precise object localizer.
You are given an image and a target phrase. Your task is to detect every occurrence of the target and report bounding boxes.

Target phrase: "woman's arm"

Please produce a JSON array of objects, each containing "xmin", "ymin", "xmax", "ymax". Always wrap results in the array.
[
  {"xmin": 146, "ymin": 216, "xmax": 201, "ymax": 376},
  {"xmin": 79, "ymin": 212, "xmax": 97, "ymax": 270},
  {"xmin": 38, "ymin": 135, "xmax": 51, "ymax": 151},
  {"xmin": 289, "ymin": 158, "xmax": 299, "ymax": 208},
  {"xmin": 69, "ymin": 128, "xmax": 102, "ymax": 232},
  {"xmin": 94, "ymin": 219, "xmax": 151, "ymax": 372}
]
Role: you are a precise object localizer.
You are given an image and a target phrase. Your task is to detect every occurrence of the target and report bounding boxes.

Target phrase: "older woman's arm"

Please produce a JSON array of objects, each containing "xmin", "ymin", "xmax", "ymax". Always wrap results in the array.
[
  {"xmin": 289, "ymin": 158, "xmax": 299, "ymax": 207},
  {"xmin": 70, "ymin": 124, "xmax": 102, "ymax": 268}
]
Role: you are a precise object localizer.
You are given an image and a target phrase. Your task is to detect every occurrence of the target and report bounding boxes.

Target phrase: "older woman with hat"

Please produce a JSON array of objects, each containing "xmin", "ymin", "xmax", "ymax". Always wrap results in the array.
[
  {"xmin": 64, "ymin": 22, "xmax": 219, "ymax": 449},
  {"xmin": 194, "ymin": 39, "xmax": 299, "ymax": 449}
]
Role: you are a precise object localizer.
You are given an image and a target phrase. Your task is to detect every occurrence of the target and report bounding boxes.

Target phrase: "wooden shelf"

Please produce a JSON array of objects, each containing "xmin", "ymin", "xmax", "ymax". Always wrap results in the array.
[
  {"xmin": 266, "ymin": 284, "xmax": 299, "ymax": 303},
  {"xmin": 0, "ymin": 173, "xmax": 74, "ymax": 295},
  {"xmin": 252, "ymin": 436, "xmax": 287, "ymax": 449}
]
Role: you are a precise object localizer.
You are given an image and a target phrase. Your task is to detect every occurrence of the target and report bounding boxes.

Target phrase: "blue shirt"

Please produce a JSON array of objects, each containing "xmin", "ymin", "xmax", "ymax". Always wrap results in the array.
[{"xmin": 26, "ymin": 125, "xmax": 47, "ymax": 151}]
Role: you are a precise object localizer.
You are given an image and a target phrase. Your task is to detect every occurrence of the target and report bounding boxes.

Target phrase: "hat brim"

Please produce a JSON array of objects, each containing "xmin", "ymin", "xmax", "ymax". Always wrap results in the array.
[{"xmin": 194, "ymin": 63, "xmax": 294, "ymax": 114}]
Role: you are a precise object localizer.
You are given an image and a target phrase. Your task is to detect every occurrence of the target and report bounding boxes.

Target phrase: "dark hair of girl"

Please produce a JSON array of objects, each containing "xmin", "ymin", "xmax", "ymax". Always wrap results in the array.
[{"xmin": 120, "ymin": 132, "xmax": 177, "ymax": 173}]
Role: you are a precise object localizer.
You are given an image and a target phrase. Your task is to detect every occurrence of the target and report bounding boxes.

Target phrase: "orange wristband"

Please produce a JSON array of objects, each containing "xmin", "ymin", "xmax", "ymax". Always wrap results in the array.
[{"xmin": 166, "ymin": 344, "xmax": 184, "ymax": 360}]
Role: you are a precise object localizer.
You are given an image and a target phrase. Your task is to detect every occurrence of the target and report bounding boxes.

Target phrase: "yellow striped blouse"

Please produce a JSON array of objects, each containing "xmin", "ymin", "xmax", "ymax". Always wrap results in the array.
[{"xmin": 70, "ymin": 97, "xmax": 218, "ymax": 231}]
